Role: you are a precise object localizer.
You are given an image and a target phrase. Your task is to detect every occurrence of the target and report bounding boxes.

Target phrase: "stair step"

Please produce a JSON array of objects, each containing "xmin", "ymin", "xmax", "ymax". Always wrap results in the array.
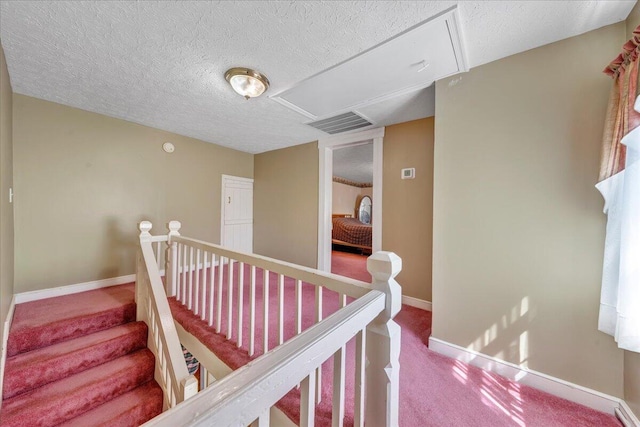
[
  {"xmin": 3, "ymin": 322, "xmax": 148, "ymax": 399},
  {"xmin": 7, "ymin": 284, "xmax": 135, "ymax": 356},
  {"xmin": 0, "ymin": 348, "xmax": 155, "ymax": 427},
  {"xmin": 56, "ymin": 381, "xmax": 163, "ymax": 427}
]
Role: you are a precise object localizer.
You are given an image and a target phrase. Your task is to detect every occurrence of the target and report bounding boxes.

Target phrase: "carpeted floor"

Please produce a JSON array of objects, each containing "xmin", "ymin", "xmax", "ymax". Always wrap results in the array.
[
  {"xmin": 170, "ymin": 251, "xmax": 622, "ymax": 426},
  {"xmin": 2, "ymin": 285, "xmax": 162, "ymax": 427},
  {"xmin": 330, "ymin": 250, "xmax": 622, "ymax": 427}
]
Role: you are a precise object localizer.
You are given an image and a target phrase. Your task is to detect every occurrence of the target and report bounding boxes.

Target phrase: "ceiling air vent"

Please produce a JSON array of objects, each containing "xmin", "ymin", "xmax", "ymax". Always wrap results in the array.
[{"xmin": 307, "ymin": 112, "xmax": 373, "ymax": 134}]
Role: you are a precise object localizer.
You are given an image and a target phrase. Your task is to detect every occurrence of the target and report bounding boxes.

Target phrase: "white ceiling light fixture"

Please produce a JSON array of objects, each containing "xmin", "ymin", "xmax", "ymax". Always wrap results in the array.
[{"xmin": 224, "ymin": 67, "xmax": 270, "ymax": 100}]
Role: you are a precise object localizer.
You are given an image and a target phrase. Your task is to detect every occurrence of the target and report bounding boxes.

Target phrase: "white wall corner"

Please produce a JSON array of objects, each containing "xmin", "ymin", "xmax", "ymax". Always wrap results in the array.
[{"xmin": 428, "ymin": 336, "xmax": 623, "ymax": 416}]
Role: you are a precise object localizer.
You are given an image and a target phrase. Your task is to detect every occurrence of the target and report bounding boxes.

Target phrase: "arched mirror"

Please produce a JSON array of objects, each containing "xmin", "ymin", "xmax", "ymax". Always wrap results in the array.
[{"xmin": 356, "ymin": 195, "xmax": 372, "ymax": 224}]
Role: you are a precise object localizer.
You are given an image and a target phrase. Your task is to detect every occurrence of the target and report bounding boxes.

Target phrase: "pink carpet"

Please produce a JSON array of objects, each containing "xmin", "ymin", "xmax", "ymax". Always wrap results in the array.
[
  {"xmin": 3, "ymin": 322, "xmax": 148, "ymax": 399},
  {"xmin": 333, "ymin": 251, "xmax": 621, "ymax": 427},
  {"xmin": 171, "ymin": 251, "xmax": 622, "ymax": 426},
  {"xmin": 2, "ymin": 285, "xmax": 162, "ymax": 427},
  {"xmin": 7, "ymin": 284, "xmax": 137, "ymax": 357}
]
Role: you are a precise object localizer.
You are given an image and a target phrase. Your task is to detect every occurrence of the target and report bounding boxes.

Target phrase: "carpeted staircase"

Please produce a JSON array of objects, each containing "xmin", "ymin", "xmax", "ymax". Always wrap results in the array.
[{"xmin": 1, "ymin": 284, "xmax": 163, "ymax": 427}]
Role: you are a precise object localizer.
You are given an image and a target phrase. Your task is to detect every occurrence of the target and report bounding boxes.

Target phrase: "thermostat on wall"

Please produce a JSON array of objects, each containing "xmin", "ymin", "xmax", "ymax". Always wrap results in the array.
[{"xmin": 401, "ymin": 168, "xmax": 415, "ymax": 179}]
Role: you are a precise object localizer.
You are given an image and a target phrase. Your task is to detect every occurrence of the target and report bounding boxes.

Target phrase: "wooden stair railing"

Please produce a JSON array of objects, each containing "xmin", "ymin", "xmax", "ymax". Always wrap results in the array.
[
  {"xmin": 140, "ymin": 220, "xmax": 401, "ymax": 427},
  {"xmin": 137, "ymin": 221, "xmax": 197, "ymax": 409}
]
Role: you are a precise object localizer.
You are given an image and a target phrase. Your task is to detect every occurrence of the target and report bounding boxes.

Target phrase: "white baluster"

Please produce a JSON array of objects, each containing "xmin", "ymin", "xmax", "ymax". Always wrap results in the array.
[
  {"xmin": 300, "ymin": 372, "xmax": 316, "ymax": 427},
  {"xmin": 194, "ymin": 249, "xmax": 201, "ymax": 316},
  {"xmin": 249, "ymin": 265, "xmax": 256, "ymax": 356},
  {"xmin": 354, "ymin": 329, "xmax": 366, "ymax": 427},
  {"xmin": 154, "ymin": 241, "xmax": 160, "ymax": 270},
  {"xmin": 216, "ymin": 256, "xmax": 224, "ymax": 333},
  {"xmin": 188, "ymin": 246, "xmax": 194, "ymax": 310},
  {"xmin": 365, "ymin": 252, "xmax": 402, "ymax": 427},
  {"xmin": 201, "ymin": 251, "xmax": 208, "ymax": 321},
  {"xmin": 295, "ymin": 279, "xmax": 303, "ymax": 335},
  {"xmin": 315, "ymin": 286, "xmax": 323, "ymax": 404},
  {"xmin": 263, "ymin": 269, "xmax": 270, "ymax": 354},
  {"xmin": 332, "ymin": 346, "xmax": 346, "ymax": 427},
  {"xmin": 278, "ymin": 274, "xmax": 284, "ymax": 346},
  {"xmin": 315, "ymin": 286, "xmax": 323, "ymax": 324},
  {"xmin": 208, "ymin": 253, "xmax": 215, "ymax": 326},
  {"xmin": 175, "ymin": 244, "xmax": 182, "ymax": 299},
  {"xmin": 200, "ymin": 366, "xmax": 208, "ymax": 391},
  {"xmin": 227, "ymin": 259, "xmax": 234, "ymax": 339},
  {"xmin": 237, "ymin": 262, "xmax": 244, "ymax": 348},
  {"xmin": 181, "ymin": 243, "xmax": 187, "ymax": 304}
]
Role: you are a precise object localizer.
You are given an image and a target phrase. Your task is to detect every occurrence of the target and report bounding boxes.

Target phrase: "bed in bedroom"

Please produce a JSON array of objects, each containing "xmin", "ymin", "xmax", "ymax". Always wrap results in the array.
[
  {"xmin": 332, "ymin": 216, "xmax": 372, "ymax": 253},
  {"xmin": 332, "ymin": 195, "xmax": 373, "ymax": 254}
]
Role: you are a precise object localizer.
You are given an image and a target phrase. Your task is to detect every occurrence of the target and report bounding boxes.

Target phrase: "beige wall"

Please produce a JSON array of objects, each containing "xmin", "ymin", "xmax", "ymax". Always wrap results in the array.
[
  {"xmin": 382, "ymin": 118, "xmax": 433, "ymax": 302},
  {"xmin": 332, "ymin": 181, "xmax": 361, "ymax": 217},
  {"xmin": 624, "ymin": 3, "xmax": 640, "ymax": 418},
  {"xmin": 13, "ymin": 95, "xmax": 253, "ymax": 292},
  {"xmin": 626, "ymin": 350, "xmax": 640, "ymax": 417},
  {"xmin": 332, "ymin": 181, "xmax": 372, "ymax": 217},
  {"xmin": 253, "ymin": 141, "xmax": 318, "ymax": 268},
  {"xmin": 0, "ymin": 41, "xmax": 14, "ymax": 343},
  {"xmin": 433, "ymin": 23, "xmax": 625, "ymax": 396}
]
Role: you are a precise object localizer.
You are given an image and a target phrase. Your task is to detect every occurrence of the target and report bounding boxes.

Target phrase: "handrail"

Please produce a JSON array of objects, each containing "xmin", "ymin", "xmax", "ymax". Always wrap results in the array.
[
  {"xmin": 137, "ymin": 222, "xmax": 197, "ymax": 408},
  {"xmin": 143, "ymin": 290, "xmax": 386, "ymax": 427},
  {"xmin": 172, "ymin": 235, "xmax": 371, "ymax": 298},
  {"xmin": 141, "ymin": 220, "xmax": 402, "ymax": 427}
]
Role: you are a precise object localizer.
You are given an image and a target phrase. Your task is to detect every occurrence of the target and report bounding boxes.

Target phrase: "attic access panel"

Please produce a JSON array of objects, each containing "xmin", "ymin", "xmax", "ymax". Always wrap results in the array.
[{"xmin": 271, "ymin": 7, "xmax": 467, "ymax": 120}]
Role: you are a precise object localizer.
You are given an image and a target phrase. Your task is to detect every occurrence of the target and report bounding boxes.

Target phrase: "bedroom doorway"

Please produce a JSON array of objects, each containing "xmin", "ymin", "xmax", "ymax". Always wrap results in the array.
[
  {"xmin": 331, "ymin": 143, "xmax": 374, "ymax": 281},
  {"xmin": 317, "ymin": 128, "xmax": 384, "ymax": 273}
]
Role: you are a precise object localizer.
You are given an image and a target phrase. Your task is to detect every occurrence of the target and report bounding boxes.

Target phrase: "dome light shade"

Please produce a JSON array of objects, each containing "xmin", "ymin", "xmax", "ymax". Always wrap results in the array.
[{"xmin": 224, "ymin": 67, "xmax": 270, "ymax": 99}]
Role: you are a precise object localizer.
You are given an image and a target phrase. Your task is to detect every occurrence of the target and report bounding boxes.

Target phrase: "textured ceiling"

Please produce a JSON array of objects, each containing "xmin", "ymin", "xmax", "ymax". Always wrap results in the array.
[
  {"xmin": 333, "ymin": 143, "xmax": 374, "ymax": 184},
  {"xmin": 0, "ymin": 1, "xmax": 635, "ymax": 154}
]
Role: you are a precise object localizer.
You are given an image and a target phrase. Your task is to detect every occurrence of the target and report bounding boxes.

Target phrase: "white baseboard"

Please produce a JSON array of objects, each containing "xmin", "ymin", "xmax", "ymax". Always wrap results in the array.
[
  {"xmin": 617, "ymin": 401, "xmax": 640, "ymax": 427},
  {"xmin": 14, "ymin": 274, "xmax": 137, "ymax": 304},
  {"xmin": 402, "ymin": 295, "xmax": 432, "ymax": 311},
  {"xmin": 0, "ymin": 295, "xmax": 16, "ymax": 408},
  {"xmin": 13, "ymin": 261, "xmax": 220, "ymax": 304},
  {"xmin": 428, "ymin": 336, "xmax": 632, "ymax": 418}
]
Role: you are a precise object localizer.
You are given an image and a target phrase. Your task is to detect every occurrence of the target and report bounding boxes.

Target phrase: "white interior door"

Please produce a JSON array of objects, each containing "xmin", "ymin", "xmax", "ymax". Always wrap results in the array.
[{"xmin": 221, "ymin": 175, "xmax": 254, "ymax": 253}]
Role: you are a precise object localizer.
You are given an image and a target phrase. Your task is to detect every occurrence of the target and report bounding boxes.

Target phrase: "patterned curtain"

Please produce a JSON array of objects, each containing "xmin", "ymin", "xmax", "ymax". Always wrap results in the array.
[{"xmin": 597, "ymin": 25, "xmax": 640, "ymax": 352}]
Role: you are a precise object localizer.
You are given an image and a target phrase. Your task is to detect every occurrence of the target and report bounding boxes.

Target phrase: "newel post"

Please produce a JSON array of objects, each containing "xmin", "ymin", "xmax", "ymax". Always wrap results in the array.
[
  {"xmin": 365, "ymin": 251, "xmax": 402, "ymax": 427},
  {"xmin": 165, "ymin": 220, "xmax": 181, "ymax": 297},
  {"xmin": 139, "ymin": 220, "xmax": 153, "ymax": 242},
  {"xmin": 181, "ymin": 375, "xmax": 198, "ymax": 401},
  {"xmin": 137, "ymin": 221, "xmax": 153, "ymax": 321}
]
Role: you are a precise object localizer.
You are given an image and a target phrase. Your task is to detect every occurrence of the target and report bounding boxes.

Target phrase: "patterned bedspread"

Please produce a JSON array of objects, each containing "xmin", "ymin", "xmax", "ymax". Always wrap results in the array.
[{"xmin": 332, "ymin": 217, "xmax": 372, "ymax": 248}]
